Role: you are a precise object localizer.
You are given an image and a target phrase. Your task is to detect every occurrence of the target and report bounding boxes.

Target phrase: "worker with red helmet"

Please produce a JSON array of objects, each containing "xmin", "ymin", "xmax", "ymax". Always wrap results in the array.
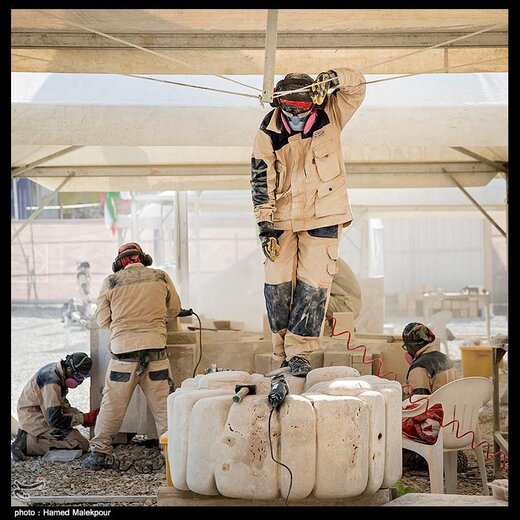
[
  {"xmin": 251, "ymin": 68, "xmax": 366, "ymax": 376},
  {"xmin": 83, "ymin": 242, "xmax": 181, "ymax": 470}
]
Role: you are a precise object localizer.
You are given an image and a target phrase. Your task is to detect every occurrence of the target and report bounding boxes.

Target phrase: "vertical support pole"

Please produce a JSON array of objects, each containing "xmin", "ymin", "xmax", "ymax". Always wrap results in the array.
[
  {"xmin": 130, "ymin": 196, "xmax": 139, "ymax": 241},
  {"xmin": 12, "ymin": 177, "xmax": 19, "ymax": 220},
  {"xmin": 261, "ymin": 9, "xmax": 278, "ymax": 104},
  {"xmin": 174, "ymin": 191, "xmax": 190, "ymax": 305},
  {"xmin": 492, "ymin": 346, "xmax": 501, "ymax": 478}
]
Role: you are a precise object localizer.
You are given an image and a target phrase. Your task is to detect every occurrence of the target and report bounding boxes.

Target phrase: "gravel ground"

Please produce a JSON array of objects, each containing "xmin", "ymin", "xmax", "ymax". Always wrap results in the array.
[{"xmin": 11, "ymin": 304, "xmax": 508, "ymax": 505}]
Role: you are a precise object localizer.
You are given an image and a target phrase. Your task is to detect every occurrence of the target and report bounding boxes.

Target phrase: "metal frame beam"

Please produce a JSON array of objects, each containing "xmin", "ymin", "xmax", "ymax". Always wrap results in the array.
[
  {"xmin": 451, "ymin": 146, "xmax": 508, "ymax": 173},
  {"xmin": 11, "ymin": 146, "xmax": 83, "ymax": 177},
  {"xmin": 20, "ymin": 162, "xmax": 499, "ymax": 178},
  {"xmin": 12, "ymin": 31, "xmax": 508, "ymax": 49},
  {"xmin": 11, "ymin": 173, "xmax": 75, "ymax": 241},
  {"xmin": 448, "ymin": 174, "xmax": 507, "ymax": 238}
]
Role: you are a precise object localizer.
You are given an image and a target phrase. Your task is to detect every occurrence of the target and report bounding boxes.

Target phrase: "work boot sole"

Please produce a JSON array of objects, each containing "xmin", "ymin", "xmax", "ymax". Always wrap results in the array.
[{"xmin": 11, "ymin": 444, "xmax": 27, "ymax": 462}]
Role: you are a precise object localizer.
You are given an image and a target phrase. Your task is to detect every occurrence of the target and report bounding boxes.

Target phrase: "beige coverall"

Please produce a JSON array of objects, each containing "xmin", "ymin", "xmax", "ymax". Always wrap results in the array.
[
  {"xmin": 17, "ymin": 362, "xmax": 89, "ymax": 455},
  {"xmin": 251, "ymin": 68, "xmax": 366, "ymax": 361},
  {"xmin": 406, "ymin": 344, "xmax": 457, "ymax": 395},
  {"xmin": 90, "ymin": 263, "xmax": 181, "ymax": 454}
]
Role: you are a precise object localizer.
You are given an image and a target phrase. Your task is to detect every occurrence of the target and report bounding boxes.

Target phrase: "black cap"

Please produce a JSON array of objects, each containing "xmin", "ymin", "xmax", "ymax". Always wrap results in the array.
[{"xmin": 65, "ymin": 352, "xmax": 92, "ymax": 375}]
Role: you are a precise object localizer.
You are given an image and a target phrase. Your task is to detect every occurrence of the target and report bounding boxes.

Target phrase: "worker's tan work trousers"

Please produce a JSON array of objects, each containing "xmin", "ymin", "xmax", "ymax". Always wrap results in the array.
[
  {"xmin": 26, "ymin": 428, "xmax": 89, "ymax": 456},
  {"xmin": 89, "ymin": 356, "xmax": 173, "ymax": 455},
  {"xmin": 264, "ymin": 225, "xmax": 342, "ymax": 362}
]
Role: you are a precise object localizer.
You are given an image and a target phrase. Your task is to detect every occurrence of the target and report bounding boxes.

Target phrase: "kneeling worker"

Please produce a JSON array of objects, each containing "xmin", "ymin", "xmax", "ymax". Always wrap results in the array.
[{"xmin": 11, "ymin": 352, "xmax": 97, "ymax": 461}]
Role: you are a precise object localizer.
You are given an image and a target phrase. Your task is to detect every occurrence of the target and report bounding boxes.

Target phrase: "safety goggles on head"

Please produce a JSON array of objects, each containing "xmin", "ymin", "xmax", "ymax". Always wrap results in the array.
[
  {"xmin": 281, "ymin": 108, "xmax": 312, "ymax": 122},
  {"xmin": 279, "ymin": 99, "xmax": 313, "ymax": 116}
]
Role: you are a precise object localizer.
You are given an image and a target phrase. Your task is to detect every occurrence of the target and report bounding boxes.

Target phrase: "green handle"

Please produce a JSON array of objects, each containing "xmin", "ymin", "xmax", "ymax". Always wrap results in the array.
[{"xmin": 233, "ymin": 387, "xmax": 249, "ymax": 403}]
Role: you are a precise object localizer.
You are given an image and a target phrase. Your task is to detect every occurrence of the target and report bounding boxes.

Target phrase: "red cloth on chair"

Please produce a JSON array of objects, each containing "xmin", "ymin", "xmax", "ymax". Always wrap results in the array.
[{"xmin": 402, "ymin": 402, "xmax": 444, "ymax": 444}]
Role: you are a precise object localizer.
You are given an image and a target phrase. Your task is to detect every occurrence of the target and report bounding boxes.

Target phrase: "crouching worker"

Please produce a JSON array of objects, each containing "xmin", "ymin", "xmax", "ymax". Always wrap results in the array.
[
  {"xmin": 11, "ymin": 352, "xmax": 97, "ymax": 461},
  {"xmin": 83, "ymin": 242, "xmax": 181, "ymax": 471}
]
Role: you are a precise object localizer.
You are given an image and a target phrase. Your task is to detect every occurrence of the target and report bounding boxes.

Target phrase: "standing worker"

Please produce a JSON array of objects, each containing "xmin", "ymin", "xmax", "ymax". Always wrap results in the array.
[
  {"xmin": 76, "ymin": 261, "xmax": 93, "ymax": 306},
  {"xmin": 251, "ymin": 67, "xmax": 366, "ymax": 376},
  {"xmin": 11, "ymin": 352, "xmax": 97, "ymax": 461},
  {"xmin": 83, "ymin": 242, "xmax": 181, "ymax": 470}
]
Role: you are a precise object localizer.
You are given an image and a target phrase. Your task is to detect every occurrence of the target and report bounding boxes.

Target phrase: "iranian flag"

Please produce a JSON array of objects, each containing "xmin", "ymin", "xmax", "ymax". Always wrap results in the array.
[{"xmin": 100, "ymin": 192, "xmax": 131, "ymax": 235}]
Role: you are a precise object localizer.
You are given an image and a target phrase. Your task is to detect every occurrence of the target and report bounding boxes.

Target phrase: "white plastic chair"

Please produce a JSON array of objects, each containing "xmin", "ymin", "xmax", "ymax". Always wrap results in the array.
[{"xmin": 402, "ymin": 377, "xmax": 493, "ymax": 495}]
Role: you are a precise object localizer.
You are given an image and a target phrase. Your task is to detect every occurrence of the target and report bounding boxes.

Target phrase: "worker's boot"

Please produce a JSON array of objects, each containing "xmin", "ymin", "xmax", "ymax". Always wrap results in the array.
[
  {"xmin": 83, "ymin": 452, "xmax": 108, "ymax": 471},
  {"xmin": 288, "ymin": 356, "xmax": 311, "ymax": 377},
  {"xmin": 11, "ymin": 429, "xmax": 28, "ymax": 461}
]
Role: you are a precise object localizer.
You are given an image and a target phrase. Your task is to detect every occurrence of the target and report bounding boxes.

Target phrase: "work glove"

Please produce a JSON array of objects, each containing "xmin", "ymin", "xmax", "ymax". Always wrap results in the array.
[
  {"xmin": 82, "ymin": 408, "xmax": 100, "ymax": 427},
  {"xmin": 258, "ymin": 221, "xmax": 280, "ymax": 262},
  {"xmin": 310, "ymin": 70, "xmax": 339, "ymax": 106}
]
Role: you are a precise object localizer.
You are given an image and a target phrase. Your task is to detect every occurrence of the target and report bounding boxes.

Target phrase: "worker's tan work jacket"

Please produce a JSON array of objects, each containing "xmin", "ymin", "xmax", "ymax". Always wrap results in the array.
[
  {"xmin": 96, "ymin": 263, "xmax": 181, "ymax": 354},
  {"xmin": 251, "ymin": 68, "xmax": 366, "ymax": 232},
  {"xmin": 407, "ymin": 344, "xmax": 457, "ymax": 395},
  {"xmin": 17, "ymin": 362, "xmax": 84, "ymax": 438}
]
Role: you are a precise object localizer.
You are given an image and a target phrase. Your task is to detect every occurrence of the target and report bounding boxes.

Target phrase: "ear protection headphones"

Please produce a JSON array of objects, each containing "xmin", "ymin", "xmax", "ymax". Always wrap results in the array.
[{"xmin": 112, "ymin": 242, "xmax": 153, "ymax": 273}]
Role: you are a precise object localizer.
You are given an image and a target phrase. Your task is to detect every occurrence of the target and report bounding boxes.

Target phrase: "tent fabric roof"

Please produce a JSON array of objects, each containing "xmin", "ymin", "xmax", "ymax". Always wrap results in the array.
[
  {"xmin": 11, "ymin": 72, "xmax": 507, "ymax": 192},
  {"xmin": 12, "ymin": 9, "xmax": 507, "ymax": 75}
]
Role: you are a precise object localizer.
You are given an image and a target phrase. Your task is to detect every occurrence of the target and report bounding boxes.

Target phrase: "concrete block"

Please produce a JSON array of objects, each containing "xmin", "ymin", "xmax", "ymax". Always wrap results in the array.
[
  {"xmin": 385, "ymin": 493, "xmax": 507, "ymax": 506},
  {"xmin": 157, "ymin": 486, "xmax": 392, "ymax": 506},
  {"xmin": 213, "ymin": 320, "xmax": 244, "ymax": 331},
  {"xmin": 309, "ymin": 395, "xmax": 369, "ymax": 498},
  {"xmin": 254, "ymin": 353, "xmax": 278, "ymax": 375},
  {"xmin": 262, "ymin": 314, "xmax": 271, "ymax": 339},
  {"xmin": 331, "ymin": 312, "xmax": 354, "ymax": 334},
  {"xmin": 196, "ymin": 341, "xmax": 254, "ymax": 375},
  {"xmin": 167, "ymin": 330, "xmax": 197, "ymax": 345},
  {"xmin": 199, "ymin": 330, "xmax": 242, "ymax": 343},
  {"xmin": 323, "ymin": 351, "xmax": 352, "ymax": 368},
  {"xmin": 167, "ymin": 345, "xmax": 195, "ymax": 389},
  {"xmin": 352, "ymin": 353, "xmax": 373, "ymax": 375}
]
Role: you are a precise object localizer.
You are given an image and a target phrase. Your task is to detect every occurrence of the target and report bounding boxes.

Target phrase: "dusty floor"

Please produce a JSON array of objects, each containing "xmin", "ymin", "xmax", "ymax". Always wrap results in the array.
[{"xmin": 11, "ymin": 304, "xmax": 508, "ymax": 505}]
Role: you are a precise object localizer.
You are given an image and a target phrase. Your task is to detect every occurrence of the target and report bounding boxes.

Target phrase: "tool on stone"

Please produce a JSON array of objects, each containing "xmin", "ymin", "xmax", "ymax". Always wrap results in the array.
[
  {"xmin": 187, "ymin": 326, "xmax": 241, "ymax": 332},
  {"xmin": 232, "ymin": 384, "xmax": 256, "ymax": 403},
  {"xmin": 268, "ymin": 374, "xmax": 289, "ymax": 409}
]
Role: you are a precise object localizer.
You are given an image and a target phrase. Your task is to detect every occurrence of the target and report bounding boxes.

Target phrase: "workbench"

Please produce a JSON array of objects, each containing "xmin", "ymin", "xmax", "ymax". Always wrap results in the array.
[{"xmin": 423, "ymin": 290, "xmax": 491, "ymax": 340}]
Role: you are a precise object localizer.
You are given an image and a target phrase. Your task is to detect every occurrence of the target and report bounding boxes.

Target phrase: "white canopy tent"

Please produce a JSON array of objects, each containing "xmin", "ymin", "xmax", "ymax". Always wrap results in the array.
[{"xmin": 11, "ymin": 71, "xmax": 507, "ymax": 192}]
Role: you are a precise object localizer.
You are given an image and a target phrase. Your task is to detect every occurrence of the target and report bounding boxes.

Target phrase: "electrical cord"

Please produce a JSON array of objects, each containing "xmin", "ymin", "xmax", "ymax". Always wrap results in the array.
[
  {"xmin": 104, "ymin": 451, "xmax": 165, "ymax": 473},
  {"xmin": 326, "ymin": 315, "xmax": 508, "ymax": 470},
  {"xmin": 191, "ymin": 312, "xmax": 203, "ymax": 378},
  {"xmin": 267, "ymin": 407, "xmax": 293, "ymax": 507},
  {"xmin": 12, "ymin": 477, "xmax": 45, "ymax": 501}
]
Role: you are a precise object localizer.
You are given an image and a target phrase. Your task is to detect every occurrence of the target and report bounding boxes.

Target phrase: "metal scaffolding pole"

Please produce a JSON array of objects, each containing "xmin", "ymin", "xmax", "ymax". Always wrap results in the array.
[
  {"xmin": 261, "ymin": 9, "xmax": 278, "ymax": 104},
  {"xmin": 174, "ymin": 191, "xmax": 190, "ymax": 305},
  {"xmin": 11, "ymin": 146, "xmax": 83, "ymax": 177},
  {"xmin": 11, "ymin": 174, "xmax": 75, "ymax": 242},
  {"xmin": 448, "ymin": 175, "xmax": 507, "ymax": 239}
]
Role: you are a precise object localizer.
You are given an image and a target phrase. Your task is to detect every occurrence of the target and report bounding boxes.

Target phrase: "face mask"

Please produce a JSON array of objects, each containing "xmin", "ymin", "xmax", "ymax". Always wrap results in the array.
[
  {"xmin": 64, "ymin": 377, "xmax": 79, "ymax": 389},
  {"xmin": 404, "ymin": 352, "xmax": 414, "ymax": 365}
]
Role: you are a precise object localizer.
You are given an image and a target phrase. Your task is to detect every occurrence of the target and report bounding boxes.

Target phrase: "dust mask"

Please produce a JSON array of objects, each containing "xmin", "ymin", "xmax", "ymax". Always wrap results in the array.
[
  {"xmin": 64, "ymin": 377, "xmax": 79, "ymax": 389},
  {"xmin": 404, "ymin": 352, "xmax": 414, "ymax": 365}
]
